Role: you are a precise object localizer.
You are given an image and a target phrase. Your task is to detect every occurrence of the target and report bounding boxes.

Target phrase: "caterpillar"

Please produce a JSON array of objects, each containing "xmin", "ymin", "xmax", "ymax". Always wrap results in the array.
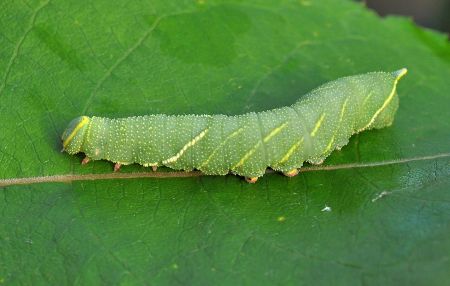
[{"xmin": 61, "ymin": 69, "xmax": 407, "ymax": 183}]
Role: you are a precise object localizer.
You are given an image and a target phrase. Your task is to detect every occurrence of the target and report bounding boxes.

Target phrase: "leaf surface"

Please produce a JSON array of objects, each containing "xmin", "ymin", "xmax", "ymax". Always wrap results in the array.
[{"xmin": 1, "ymin": 0, "xmax": 449, "ymax": 284}]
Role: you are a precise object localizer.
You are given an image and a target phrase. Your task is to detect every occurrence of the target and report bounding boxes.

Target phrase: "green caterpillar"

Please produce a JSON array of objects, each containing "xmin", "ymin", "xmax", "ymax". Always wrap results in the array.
[{"xmin": 62, "ymin": 69, "xmax": 407, "ymax": 183}]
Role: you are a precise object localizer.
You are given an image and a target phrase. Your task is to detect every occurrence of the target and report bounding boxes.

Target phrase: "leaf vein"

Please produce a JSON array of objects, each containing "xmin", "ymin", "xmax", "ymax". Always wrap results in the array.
[
  {"xmin": 1, "ymin": 153, "xmax": 449, "ymax": 187},
  {"xmin": 0, "ymin": 0, "xmax": 50, "ymax": 97}
]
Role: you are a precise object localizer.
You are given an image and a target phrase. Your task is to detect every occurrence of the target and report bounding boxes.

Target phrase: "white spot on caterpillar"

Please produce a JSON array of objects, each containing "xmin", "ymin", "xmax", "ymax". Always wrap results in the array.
[
  {"xmin": 310, "ymin": 113, "xmax": 325, "ymax": 137},
  {"xmin": 162, "ymin": 128, "xmax": 209, "ymax": 164}
]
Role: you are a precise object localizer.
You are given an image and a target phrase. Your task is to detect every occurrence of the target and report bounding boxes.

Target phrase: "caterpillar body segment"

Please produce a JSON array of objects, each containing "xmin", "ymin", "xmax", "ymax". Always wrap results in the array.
[{"xmin": 61, "ymin": 69, "xmax": 407, "ymax": 180}]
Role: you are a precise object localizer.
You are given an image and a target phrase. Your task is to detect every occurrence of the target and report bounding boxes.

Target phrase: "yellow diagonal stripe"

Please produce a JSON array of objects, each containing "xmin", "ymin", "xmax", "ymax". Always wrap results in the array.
[
  {"xmin": 310, "ymin": 113, "xmax": 325, "ymax": 137},
  {"xmin": 277, "ymin": 138, "xmax": 304, "ymax": 165},
  {"xmin": 233, "ymin": 121, "xmax": 288, "ymax": 169},
  {"xmin": 263, "ymin": 122, "xmax": 288, "ymax": 143},
  {"xmin": 199, "ymin": 127, "xmax": 244, "ymax": 168},
  {"xmin": 359, "ymin": 68, "xmax": 408, "ymax": 132},
  {"xmin": 163, "ymin": 128, "xmax": 209, "ymax": 164},
  {"xmin": 233, "ymin": 142, "xmax": 262, "ymax": 169}
]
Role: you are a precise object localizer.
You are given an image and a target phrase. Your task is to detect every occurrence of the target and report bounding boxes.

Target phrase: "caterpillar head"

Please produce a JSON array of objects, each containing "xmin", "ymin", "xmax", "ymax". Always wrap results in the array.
[{"xmin": 61, "ymin": 116, "xmax": 90, "ymax": 154}]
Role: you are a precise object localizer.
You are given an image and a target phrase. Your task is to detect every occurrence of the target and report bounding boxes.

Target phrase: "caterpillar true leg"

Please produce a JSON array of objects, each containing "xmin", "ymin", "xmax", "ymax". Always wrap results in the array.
[
  {"xmin": 245, "ymin": 177, "xmax": 259, "ymax": 183},
  {"xmin": 81, "ymin": 156, "xmax": 90, "ymax": 165},
  {"xmin": 114, "ymin": 163, "xmax": 122, "ymax": 172},
  {"xmin": 151, "ymin": 165, "xmax": 157, "ymax": 172}
]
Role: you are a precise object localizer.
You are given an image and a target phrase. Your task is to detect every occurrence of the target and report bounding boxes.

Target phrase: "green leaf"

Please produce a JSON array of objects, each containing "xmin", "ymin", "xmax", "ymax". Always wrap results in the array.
[{"xmin": 1, "ymin": 0, "xmax": 449, "ymax": 284}]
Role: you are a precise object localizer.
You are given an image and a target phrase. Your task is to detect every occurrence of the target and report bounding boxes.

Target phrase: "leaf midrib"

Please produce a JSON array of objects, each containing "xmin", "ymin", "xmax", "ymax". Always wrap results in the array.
[{"xmin": 1, "ymin": 153, "xmax": 448, "ymax": 187}]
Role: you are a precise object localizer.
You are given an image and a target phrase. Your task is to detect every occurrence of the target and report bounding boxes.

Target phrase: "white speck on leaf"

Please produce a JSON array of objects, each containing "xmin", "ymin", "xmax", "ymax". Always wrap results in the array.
[
  {"xmin": 372, "ymin": 191, "xmax": 391, "ymax": 202},
  {"xmin": 321, "ymin": 205, "xmax": 331, "ymax": 212}
]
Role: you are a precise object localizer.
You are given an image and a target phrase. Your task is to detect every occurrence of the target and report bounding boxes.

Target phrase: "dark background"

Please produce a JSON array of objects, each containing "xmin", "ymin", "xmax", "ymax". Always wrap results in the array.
[{"xmin": 364, "ymin": 0, "xmax": 450, "ymax": 34}]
